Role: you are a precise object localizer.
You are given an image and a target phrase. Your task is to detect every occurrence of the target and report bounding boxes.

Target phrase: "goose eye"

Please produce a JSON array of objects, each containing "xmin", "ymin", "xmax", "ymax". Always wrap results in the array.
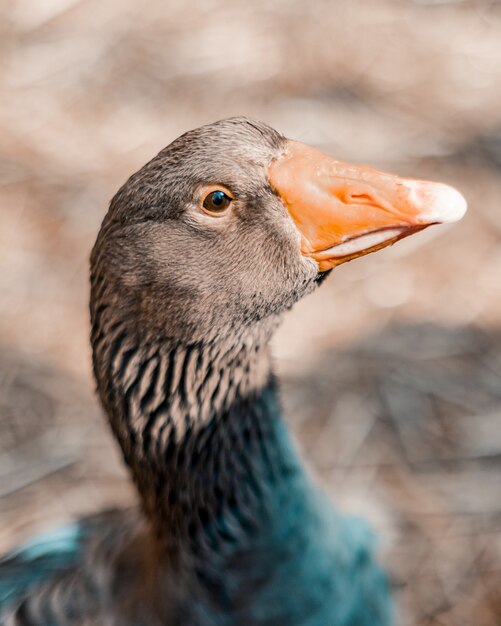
[{"xmin": 202, "ymin": 190, "xmax": 232, "ymax": 215}]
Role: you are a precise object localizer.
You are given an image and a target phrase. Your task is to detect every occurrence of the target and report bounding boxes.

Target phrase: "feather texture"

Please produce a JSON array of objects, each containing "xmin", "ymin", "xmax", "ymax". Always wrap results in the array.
[
  {"xmin": 1, "ymin": 118, "xmax": 394, "ymax": 625},
  {"xmin": 0, "ymin": 525, "xmax": 83, "ymax": 608},
  {"xmin": 0, "ymin": 392, "xmax": 392, "ymax": 625}
]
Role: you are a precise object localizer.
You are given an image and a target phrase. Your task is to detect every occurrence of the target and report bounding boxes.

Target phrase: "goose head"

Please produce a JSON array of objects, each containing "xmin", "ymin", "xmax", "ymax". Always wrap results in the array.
[{"xmin": 91, "ymin": 117, "xmax": 466, "ymax": 344}]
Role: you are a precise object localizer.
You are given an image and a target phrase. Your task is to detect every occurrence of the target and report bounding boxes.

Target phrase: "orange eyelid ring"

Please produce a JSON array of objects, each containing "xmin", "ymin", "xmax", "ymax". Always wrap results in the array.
[
  {"xmin": 268, "ymin": 140, "xmax": 467, "ymax": 272},
  {"xmin": 198, "ymin": 184, "xmax": 234, "ymax": 217}
]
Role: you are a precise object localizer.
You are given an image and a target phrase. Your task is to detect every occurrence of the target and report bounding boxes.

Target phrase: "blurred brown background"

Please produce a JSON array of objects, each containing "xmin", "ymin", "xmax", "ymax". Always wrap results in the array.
[{"xmin": 1, "ymin": 1, "xmax": 501, "ymax": 624}]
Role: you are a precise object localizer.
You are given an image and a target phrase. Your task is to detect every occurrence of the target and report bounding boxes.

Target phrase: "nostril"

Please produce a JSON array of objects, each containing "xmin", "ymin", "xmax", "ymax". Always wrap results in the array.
[
  {"xmin": 351, "ymin": 193, "xmax": 372, "ymax": 202},
  {"xmin": 345, "ymin": 191, "xmax": 376, "ymax": 205}
]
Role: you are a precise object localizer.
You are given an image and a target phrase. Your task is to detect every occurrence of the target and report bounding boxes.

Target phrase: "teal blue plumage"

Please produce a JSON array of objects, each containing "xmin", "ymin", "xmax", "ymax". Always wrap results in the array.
[
  {"xmin": 0, "ymin": 384, "xmax": 392, "ymax": 625},
  {"xmin": 0, "ymin": 525, "xmax": 83, "ymax": 608},
  {"xmin": 183, "ymin": 387, "xmax": 393, "ymax": 626}
]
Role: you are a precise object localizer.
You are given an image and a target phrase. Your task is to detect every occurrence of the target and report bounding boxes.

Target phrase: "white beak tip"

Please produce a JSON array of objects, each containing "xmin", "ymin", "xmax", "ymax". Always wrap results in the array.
[
  {"xmin": 427, "ymin": 183, "xmax": 468, "ymax": 223},
  {"xmin": 404, "ymin": 181, "xmax": 468, "ymax": 224}
]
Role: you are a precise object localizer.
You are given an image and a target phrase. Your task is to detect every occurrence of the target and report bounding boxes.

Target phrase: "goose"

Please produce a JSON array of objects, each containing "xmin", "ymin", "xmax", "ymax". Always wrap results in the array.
[{"xmin": 0, "ymin": 117, "xmax": 466, "ymax": 626}]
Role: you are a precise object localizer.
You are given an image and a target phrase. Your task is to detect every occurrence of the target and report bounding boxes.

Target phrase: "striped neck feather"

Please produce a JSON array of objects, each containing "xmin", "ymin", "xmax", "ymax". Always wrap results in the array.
[
  {"xmin": 88, "ymin": 300, "xmax": 392, "ymax": 626},
  {"xmin": 91, "ymin": 311, "xmax": 312, "ymax": 561}
]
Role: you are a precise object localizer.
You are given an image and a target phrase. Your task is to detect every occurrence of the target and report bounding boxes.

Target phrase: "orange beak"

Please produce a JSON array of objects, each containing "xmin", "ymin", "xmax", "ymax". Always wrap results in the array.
[{"xmin": 268, "ymin": 141, "xmax": 467, "ymax": 271}]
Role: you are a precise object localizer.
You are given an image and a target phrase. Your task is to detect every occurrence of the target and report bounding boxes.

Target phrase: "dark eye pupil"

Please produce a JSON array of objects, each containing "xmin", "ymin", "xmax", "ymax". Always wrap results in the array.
[
  {"xmin": 203, "ymin": 190, "xmax": 231, "ymax": 212},
  {"xmin": 212, "ymin": 191, "xmax": 225, "ymax": 205}
]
